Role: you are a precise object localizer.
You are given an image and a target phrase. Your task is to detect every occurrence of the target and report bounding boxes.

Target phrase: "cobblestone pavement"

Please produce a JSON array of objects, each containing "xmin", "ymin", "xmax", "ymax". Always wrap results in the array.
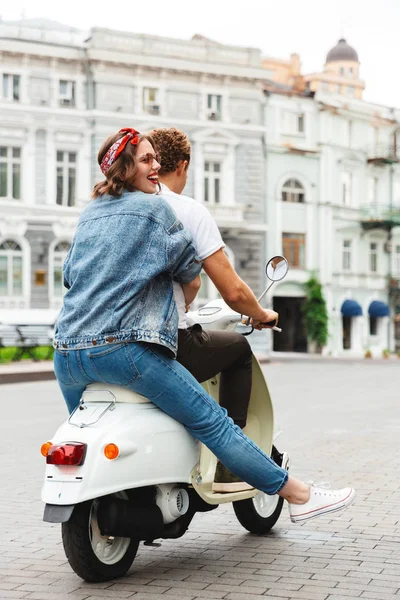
[{"xmin": 1, "ymin": 361, "xmax": 400, "ymax": 600}]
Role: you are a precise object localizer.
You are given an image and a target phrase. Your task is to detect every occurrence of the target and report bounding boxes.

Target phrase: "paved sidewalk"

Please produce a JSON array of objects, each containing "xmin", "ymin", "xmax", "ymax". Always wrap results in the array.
[
  {"xmin": 0, "ymin": 360, "xmax": 55, "ymax": 384},
  {"xmin": 270, "ymin": 351, "xmax": 400, "ymax": 363},
  {"xmin": 1, "ymin": 362, "xmax": 400, "ymax": 600},
  {"xmin": 1, "ymin": 352, "xmax": 398, "ymax": 385}
]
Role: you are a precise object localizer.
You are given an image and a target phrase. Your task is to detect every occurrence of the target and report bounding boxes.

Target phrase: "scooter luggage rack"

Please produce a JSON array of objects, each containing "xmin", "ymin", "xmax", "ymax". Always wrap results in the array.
[{"xmin": 68, "ymin": 389, "xmax": 116, "ymax": 429}]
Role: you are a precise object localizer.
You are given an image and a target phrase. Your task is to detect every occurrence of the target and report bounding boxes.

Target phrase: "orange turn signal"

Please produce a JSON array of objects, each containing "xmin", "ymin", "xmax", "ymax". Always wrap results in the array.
[
  {"xmin": 104, "ymin": 443, "xmax": 119, "ymax": 460},
  {"xmin": 41, "ymin": 441, "xmax": 53, "ymax": 457}
]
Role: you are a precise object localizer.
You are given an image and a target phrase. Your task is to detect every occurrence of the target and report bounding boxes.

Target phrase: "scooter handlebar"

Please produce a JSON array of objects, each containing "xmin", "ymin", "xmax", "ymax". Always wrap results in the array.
[{"xmin": 241, "ymin": 317, "xmax": 282, "ymax": 333}]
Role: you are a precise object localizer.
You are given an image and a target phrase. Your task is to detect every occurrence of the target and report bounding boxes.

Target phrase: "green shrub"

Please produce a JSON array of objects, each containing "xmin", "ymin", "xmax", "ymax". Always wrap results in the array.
[
  {"xmin": 302, "ymin": 275, "xmax": 328, "ymax": 349},
  {"xmin": 0, "ymin": 345, "xmax": 54, "ymax": 364}
]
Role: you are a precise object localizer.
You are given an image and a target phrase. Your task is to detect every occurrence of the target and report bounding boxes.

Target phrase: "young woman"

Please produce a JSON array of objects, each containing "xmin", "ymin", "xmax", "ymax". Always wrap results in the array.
[{"xmin": 53, "ymin": 127, "xmax": 355, "ymax": 524}]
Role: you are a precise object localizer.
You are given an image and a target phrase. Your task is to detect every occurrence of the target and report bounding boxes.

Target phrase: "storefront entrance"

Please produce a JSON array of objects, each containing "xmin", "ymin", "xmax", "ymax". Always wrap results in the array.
[
  {"xmin": 272, "ymin": 296, "xmax": 307, "ymax": 352},
  {"xmin": 342, "ymin": 316, "xmax": 352, "ymax": 350}
]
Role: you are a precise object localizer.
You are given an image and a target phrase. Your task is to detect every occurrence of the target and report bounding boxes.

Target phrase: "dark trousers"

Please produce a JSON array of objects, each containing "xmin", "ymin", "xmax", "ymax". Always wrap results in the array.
[{"xmin": 177, "ymin": 325, "xmax": 253, "ymax": 428}]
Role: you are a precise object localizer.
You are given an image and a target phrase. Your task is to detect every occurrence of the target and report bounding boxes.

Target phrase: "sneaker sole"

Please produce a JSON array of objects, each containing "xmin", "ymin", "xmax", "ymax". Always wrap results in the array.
[
  {"xmin": 212, "ymin": 481, "xmax": 255, "ymax": 493},
  {"xmin": 290, "ymin": 488, "xmax": 356, "ymax": 523}
]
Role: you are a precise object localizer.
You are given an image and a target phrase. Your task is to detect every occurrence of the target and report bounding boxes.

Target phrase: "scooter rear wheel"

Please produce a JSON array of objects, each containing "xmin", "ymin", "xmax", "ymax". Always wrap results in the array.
[
  {"xmin": 62, "ymin": 496, "xmax": 139, "ymax": 582},
  {"xmin": 233, "ymin": 493, "xmax": 284, "ymax": 534}
]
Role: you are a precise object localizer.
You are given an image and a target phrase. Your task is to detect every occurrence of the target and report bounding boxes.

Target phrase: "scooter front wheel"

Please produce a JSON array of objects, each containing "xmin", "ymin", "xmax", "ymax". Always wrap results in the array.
[
  {"xmin": 62, "ymin": 496, "xmax": 139, "ymax": 582},
  {"xmin": 233, "ymin": 493, "xmax": 284, "ymax": 534}
]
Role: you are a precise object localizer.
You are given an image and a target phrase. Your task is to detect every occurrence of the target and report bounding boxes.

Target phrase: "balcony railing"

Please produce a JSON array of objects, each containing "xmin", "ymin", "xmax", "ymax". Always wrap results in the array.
[
  {"xmin": 367, "ymin": 144, "xmax": 399, "ymax": 165},
  {"xmin": 360, "ymin": 204, "xmax": 400, "ymax": 230},
  {"xmin": 205, "ymin": 203, "xmax": 244, "ymax": 226}
]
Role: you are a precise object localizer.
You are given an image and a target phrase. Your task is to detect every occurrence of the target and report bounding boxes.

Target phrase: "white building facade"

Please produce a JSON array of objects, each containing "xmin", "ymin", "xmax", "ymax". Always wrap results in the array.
[
  {"xmin": 264, "ymin": 86, "xmax": 400, "ymax": 356},
  {"xmin": 1, "ymin": 21, "xmax": 399, "ymax": 356},
  {"xmin": 0, "ymin": 19, "xmax": 270, "ymax": 332}
]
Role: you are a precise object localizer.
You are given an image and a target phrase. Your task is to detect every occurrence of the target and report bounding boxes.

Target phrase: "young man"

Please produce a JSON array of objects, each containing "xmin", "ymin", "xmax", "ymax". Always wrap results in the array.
[{"xmin": 150, "ymin": 128, "xmax": 287, "ymax": 492}]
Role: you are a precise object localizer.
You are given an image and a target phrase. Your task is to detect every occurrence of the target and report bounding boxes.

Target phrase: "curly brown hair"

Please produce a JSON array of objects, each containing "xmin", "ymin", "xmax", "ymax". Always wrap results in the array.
[
  {"xmin": 92, "ymin": 131, "xmax": 159, "ymax": 199},
  {"xmin": 148, "ymin": 128, "xmax": 191, "ymax": 176}
]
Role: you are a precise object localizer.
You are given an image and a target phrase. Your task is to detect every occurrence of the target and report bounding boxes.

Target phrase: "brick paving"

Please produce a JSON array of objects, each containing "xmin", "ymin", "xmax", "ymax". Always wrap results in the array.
[{"xmin": 0, "ymin": 361, "xmax": 400, "ymax": 599}]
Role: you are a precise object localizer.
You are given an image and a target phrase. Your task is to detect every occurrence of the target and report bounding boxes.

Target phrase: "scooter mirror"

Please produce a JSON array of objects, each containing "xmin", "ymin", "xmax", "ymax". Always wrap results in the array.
[{"xmin": 265, "ymin": 256, "xmax": 289, "ymax": 282}]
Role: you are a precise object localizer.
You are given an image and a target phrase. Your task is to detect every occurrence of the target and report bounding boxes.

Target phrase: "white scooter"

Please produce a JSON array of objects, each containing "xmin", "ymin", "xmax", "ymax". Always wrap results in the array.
[{"xmin": 41, "ymin": 256, "xmax": 289, "ymax": 583}]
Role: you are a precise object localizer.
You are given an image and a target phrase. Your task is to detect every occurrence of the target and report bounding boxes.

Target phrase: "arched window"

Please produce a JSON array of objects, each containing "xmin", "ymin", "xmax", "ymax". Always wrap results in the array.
[
  {"xmin": 282, "ymin": 179, "xmax": 305, "ymax": 202},
  {"xmin": 0, "ymin": 240, "xmax": 23, "ymax": 296},
  {"xmin": 53, "ymin": 241, "xmax": 71, "ymax": 297},
  {"xmin": 282, "ymin": 179, "xmax": 305, "ymax": 203}
]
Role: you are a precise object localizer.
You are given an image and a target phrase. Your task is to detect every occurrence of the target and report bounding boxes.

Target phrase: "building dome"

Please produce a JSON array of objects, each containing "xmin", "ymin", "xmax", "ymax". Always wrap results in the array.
[{"xmin": 326, "ymin": 38, "xmax": 359, "ymax": 63}]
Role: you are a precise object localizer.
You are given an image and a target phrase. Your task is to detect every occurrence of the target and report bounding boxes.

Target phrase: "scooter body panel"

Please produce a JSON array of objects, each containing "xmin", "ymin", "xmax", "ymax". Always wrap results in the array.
[
  {"xmin": 191, "ymin": 354, "xmax": 275, "ymax": 503},
  {"xmin": 41, "ymin": 397, "xmax": 199, "ymax": 506},
  {"xmin": 43, "ymin": 299, "xmax": 276, "ymax": 508}
]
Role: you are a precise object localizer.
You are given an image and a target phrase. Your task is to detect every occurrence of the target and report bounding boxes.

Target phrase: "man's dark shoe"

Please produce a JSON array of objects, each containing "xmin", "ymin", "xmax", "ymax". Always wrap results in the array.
[
  {"xmin": 212, "ymin": 461, "xmax": 254, "ymax": 493},
  {"xmin": 271, "ymin": 445, "xmax": 290, "ymax": 470}
]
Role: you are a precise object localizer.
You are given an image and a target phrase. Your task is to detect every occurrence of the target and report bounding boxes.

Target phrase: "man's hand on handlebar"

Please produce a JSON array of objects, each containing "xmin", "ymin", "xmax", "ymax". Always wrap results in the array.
[
  {"xmin": 243, "ymin": 309, "xmax": 279, "ymax": 331},
  {"xmin": 250, "ymin": 309, "xmax": 279, "ymax": 331}
]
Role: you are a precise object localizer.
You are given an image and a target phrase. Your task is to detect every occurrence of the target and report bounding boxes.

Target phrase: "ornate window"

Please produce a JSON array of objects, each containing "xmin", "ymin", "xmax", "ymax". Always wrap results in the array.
[
  {"xmin": 53, "ymin": 241, "xmax": 71, "ymax": 297},
  {"xmin": 282, "ymin": 233, "xmax": 306, "ymax": 269},
  {"xmin": 342, "ymin": 240, "xmax": 352, "ymax": 271},
  {"xmin": 0, "ymin": 240, "xmax": 23, "ymax": 296},
  {"xmin": 142, "ymin": 87, "xmax": 160, "ymax": 115},
  {"xmin": 0, "ymin": 146, "xmax": 21, "ymax": 199},
  {"xmin": 281, "ymin": 179, "xmax": 305, "ymax": 203},
  {"xmin": 369, "ymin": 242, "xmax": 378, "ymax": 273},
  {"xmin": 2, "ymin": 74, "xmax": 20, "ymax": 101},
  {"xmin": 59, "ymin": 80, "xmax": 76, "ymax": 107},
  {"xmin": 204, "ymin": 161, "xmax": 221, "ymax": 204},
  {"xmin": 56, "ymin": 151, "xmax": 76, "ymax": 206},
  {"xmin": 207, "ymin": 94, "xmax": 222, "ymax": 120}
]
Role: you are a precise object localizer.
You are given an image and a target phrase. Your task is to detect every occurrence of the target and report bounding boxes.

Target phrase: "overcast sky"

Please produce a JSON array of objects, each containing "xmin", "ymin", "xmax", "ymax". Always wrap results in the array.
[{"xmin": 1, "ymin": 0, "xmax": 399, "ymax": 108}]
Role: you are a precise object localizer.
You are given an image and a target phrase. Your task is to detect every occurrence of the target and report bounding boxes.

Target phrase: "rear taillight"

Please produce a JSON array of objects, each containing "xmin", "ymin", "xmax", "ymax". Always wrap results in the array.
[{"xmin": 46, "ymin": 443, "xmax": 86, "ymax": 466}]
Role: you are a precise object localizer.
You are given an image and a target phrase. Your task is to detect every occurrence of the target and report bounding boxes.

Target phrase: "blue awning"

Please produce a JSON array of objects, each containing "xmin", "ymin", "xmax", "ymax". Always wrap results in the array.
[
  {"xmin": 341, "ymin": 299, "xmax": 363, "ymax": 317},
  {"xmin": 368, "ymin": 300, "xmax": 390, "ymax": 318}
]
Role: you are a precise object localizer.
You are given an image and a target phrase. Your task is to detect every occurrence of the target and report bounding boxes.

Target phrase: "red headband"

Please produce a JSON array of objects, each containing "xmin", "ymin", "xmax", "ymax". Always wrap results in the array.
[{"xmin": 100, "ymin": 127, "xmax": 140, "ymax": 175}]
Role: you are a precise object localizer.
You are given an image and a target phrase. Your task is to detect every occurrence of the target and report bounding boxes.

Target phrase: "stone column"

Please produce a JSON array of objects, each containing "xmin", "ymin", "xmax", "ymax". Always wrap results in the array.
[
  {"xmin": 22, "ymin": 128, "xmax": 35, "ymax": 205},
  {"xmin": 193, "ymin": 141, "xmax": 204, "ymax": 204},
  {"xmin": 45, "ymin": 129, "xmax": 56, "ymax": 205}
]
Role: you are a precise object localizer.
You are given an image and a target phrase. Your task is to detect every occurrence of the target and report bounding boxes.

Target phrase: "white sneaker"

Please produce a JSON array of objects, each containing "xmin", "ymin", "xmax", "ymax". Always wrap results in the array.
[{"xmin": 289, "ymin": 485, "xmax": 356, "ymax": 523}]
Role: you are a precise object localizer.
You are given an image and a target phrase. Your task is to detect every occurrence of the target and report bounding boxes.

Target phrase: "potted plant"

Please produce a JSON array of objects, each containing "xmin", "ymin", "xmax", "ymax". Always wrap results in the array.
[
  {"xmin": 302, "ymin": 275, "xmax": 328, "ymax": 354},
  {"xmin": 382, "ymin": 348, "xmax": 390, "ymax": 359},
  {"xmin": 364, "ymin": 349, "xmax": 372, "ymax": 359}
]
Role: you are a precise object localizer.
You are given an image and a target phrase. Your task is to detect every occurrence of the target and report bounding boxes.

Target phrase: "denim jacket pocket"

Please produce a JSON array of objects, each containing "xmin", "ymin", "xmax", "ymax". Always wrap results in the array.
[
  {"xmin": 87, "ymin": 343, "xmax": 141, "ymax": 386},
  {"xmin": 53, "ymin": 350, "xmax": 77, "ymax": 387}
]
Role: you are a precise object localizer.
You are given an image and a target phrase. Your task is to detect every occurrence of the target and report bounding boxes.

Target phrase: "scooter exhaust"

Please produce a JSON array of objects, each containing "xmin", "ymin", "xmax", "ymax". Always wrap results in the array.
[{"xmin": 97, "ymin": 497, "xmax": 164, "ymax": 540}]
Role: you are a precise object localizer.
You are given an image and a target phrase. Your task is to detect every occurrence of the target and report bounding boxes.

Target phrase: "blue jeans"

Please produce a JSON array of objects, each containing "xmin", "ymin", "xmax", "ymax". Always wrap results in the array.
[{"xmin": 53, "ymin": 342, "xmax": 288, "ymax": 495}]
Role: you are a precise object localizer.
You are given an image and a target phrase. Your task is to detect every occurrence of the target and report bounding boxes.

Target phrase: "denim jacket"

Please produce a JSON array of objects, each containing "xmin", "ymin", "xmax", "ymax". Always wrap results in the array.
[{"xmin": 54, "ymin": 190, "xmax": 202, "ymax": 356}]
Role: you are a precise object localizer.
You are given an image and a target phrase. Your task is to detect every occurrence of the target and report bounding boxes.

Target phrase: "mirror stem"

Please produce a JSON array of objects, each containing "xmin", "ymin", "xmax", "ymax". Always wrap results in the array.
[
  {"xmin": 244, "ymin": 281, "xmax": 275, "ymax": 325},
  {"xmin": 257, "ymin": 281, "xmax": 274, "ymax": 304}
]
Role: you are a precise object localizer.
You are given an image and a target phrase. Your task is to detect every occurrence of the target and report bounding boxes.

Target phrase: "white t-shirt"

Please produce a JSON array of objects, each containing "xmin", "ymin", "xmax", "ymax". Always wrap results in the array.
[{"xmin": 160, "ymin": 183, "xmax": 225, "ymax": 328}]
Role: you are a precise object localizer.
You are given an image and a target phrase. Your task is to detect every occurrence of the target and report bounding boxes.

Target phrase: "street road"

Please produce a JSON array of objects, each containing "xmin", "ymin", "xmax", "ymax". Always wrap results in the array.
[{"xmin": 1, "ymin": 360, "xmax": 400, "ymax": 600}]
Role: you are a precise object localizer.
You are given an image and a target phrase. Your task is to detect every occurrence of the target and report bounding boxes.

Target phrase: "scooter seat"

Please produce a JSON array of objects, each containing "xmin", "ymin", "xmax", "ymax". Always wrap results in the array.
[{"xmin": 85, "ymin": 383, "xmax": 151, "ymax": 404}]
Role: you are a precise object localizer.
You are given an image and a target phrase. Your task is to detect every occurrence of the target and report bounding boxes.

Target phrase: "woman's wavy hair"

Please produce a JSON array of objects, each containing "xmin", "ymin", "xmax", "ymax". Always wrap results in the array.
[{"xmin": 92, "ymin": 131, "xmax": 159, "ymax": 199}]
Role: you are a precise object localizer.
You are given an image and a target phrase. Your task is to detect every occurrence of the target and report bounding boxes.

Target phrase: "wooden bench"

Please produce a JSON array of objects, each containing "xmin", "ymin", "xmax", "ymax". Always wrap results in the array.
[{"xmin": 0, "ymin": 324, "xmax": 53, "ymax": 362}]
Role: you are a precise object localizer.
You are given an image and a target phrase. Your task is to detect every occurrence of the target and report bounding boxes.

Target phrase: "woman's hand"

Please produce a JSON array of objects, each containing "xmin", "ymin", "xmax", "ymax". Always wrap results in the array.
[{"xmin": 182, "ymin": 275, "xmax": 201, "ymax": 309}]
